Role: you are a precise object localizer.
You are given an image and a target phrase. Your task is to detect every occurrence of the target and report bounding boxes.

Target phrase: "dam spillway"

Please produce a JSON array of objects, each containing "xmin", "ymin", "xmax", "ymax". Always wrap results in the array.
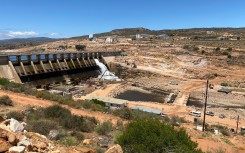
[{"xmin": 0, "ymin": 51, "xmax": 121, "ymax": 83}]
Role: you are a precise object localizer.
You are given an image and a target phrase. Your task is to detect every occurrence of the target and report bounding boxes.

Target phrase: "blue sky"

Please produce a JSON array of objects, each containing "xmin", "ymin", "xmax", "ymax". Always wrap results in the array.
[{"xmin": 0, "ymin": 0, "xmax": 244, "ymax": 39}]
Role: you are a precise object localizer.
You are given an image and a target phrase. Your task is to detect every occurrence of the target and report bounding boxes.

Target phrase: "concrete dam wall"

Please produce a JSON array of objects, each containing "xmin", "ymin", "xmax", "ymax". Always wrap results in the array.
[{"xmin": 0, "ymin": 51, "xmax": 121, "ymax": 83}]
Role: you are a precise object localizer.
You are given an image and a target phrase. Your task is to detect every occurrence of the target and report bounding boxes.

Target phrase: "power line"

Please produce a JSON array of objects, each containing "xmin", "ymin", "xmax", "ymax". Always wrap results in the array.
[
  {"xmin": 202, "ymin": 80, "xmax": 209, "ymax": 132},
  {"xmin": 236, "ymin": 115, "xmax": 240, "ymax": 134}
]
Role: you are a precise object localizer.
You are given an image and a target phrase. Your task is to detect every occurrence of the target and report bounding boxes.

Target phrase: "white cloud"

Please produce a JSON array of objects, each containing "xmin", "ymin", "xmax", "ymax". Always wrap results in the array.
[
  {"xmin": 6, "ymin": 31, "xmax": 38, "ymax": 38},
  {"xmin": 50, "ymin": 32, "xmax": 59, "ymax": 36}
]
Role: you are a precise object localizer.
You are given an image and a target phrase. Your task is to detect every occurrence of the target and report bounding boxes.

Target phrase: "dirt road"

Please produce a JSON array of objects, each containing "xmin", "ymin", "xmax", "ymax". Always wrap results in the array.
[{"xmin": 0, "ymin": 90, "xmax": 121, "ymax": 124}]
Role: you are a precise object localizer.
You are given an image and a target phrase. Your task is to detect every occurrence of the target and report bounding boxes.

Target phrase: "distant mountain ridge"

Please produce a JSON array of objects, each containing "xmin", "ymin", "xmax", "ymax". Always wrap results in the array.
[
  {"xmin": 71, "ymin": 27, "xmax": 245, "ymax": 39},
  {"xmin": 0, "ymin": 37, "xmax": 62, "ymax": 50},
  {"xmin": 0, "ymin": 37, "xmax": 60, "ymax": 44}
]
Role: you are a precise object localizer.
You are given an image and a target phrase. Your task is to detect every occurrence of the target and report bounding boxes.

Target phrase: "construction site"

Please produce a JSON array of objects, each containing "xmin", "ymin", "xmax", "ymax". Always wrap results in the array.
[{"xmin": 1, "ymin": 28, "xmax": 245, "ymax": 153}]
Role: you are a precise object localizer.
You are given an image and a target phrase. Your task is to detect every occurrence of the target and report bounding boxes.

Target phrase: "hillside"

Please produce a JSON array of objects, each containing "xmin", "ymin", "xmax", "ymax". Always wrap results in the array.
[{"xmin": 71, "ymin": 27, "xmax": 245, "ymax": 39}]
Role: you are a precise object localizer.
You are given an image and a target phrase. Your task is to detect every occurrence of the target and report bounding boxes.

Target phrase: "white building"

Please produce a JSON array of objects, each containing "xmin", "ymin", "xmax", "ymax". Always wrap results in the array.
[
  {"xmin": 89, "ymin": 34, "xmax": 94, "ymax": 41},
  {"xmin": 158, "ymin": 34, "xmax": 170, "ymax": 39},
  {"xmin": 105, "ymin": 37, "xmax": 117, "ymax": 43},
  {"xmin": 136, "ymin": 34, "xmax": 149, "ymax": 39}
]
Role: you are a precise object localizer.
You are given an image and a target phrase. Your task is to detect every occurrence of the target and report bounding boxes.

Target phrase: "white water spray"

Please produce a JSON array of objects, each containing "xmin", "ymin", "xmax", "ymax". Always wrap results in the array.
[{"xmin": 94, "ymin": 59, "xmax": 121, "ymax": 81}]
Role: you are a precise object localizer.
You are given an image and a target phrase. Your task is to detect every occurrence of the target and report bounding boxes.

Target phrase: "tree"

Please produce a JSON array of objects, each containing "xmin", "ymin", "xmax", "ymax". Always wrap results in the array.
[
  {"xmin": 237, "ymin": 37, "xmax": 241, "ymax": 40},
  {"xmin": 75, "ymin": 45, "xmax": 86, "ymax": 51},
  {"xmin": 117, "ymin": 120, "xmax": 202, "ymax": 153}
]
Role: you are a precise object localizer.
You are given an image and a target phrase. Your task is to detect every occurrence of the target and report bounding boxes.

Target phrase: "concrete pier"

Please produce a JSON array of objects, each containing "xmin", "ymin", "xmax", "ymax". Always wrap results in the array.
[{"xmin": 0, "ymin": 51, "xmax": 121, "ymax": 83}]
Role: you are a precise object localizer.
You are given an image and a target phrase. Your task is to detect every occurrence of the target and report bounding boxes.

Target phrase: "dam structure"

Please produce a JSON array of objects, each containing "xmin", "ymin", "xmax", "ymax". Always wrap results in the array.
[{"xmin": 0, "ymin": 51, "xmax": 121, "ymax": 83}]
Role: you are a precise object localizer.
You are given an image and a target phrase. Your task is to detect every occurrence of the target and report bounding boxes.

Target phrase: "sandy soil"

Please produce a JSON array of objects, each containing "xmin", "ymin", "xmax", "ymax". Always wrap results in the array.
[{"xmin": 77, "ymin": 83, "xmax": 121, "ymax": 100}]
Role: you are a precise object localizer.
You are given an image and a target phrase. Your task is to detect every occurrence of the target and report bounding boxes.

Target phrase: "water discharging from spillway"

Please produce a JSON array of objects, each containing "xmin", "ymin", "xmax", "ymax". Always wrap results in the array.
[{"xmin": 94, "ymin": 59, "xmax": 121, "ymax": 81}]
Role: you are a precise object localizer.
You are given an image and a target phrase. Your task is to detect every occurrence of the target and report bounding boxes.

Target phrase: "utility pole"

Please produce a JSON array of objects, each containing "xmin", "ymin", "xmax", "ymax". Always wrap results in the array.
[
  {"xmin": 236, "ymin": 115, "xmax": 240, "ymax": 134},
  {"xmin": 202, "ymin": 80, "xmax": 209, "ymax": 132}
]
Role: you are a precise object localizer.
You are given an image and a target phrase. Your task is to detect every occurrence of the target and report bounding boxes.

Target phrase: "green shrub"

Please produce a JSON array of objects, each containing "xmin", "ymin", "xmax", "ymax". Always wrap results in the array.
[
  {"xmin": 0, "ymin": 95, "xmax": 13, "ymax": 106},
  {"xmin": 117, "ymin": 119, "xmax": 202, "ymax": 153},
  {"xmin": 81, "ymin": 100, "xmax": 92, "ymax": 109},
  {"xmin": 71, "ymin": 131, "xmax": 84, "ymax": 141},
  {"xmin": 27, "ymin": 120, "xmax": 58, "ymax": 135},
  {"xmin": 26, "ymin": 108, "xmax": 45, "ymax": 121},
  {"xmin": 6, "ymin": 111, "xmax": 24, "ymax": 121},
  {"xmin": 220, "ymin": 82, "xmax": 229, "ymax": 87},
  {"xmin": 131, "ymin": 109, "xmax": 159, "ymax": 120},
  {"xmin": 58, "ymin": 136, "xmax": 78, "ymax": 146},
  {"xmin": 116, "ymin": 120, "xmax": 124, "ymax": 130},
  {"xmin": 75, "ymin": 45, "xmax": 86, "ymax": 51},
  {"xmin": 241, "ymin": 131, "xmax": 245, "ymax": 136},
  {"xmin": 170, "ymin": 116, "xmax": 188, "ymax": 126},
  {"xmin": 43, "ymin": 105, "xmax": 71, "ymax": 119},
  {"xmin": 91, "ymin": 99, "xmax": 106, "ymax": 107},
  {"xmin": 220, "ymin": 129, "xmax": 230, "ymax": 136},
  {"xmin": 113, "ymin": 108, "xmax": 160, "ymax": 121},
  {"xmin": 96, "ymin": 120, "xmax": 113, "ymax": 135},
  {"xmin": 222, "ymin": 51, "xmax": 229, "ymax": 55},
  {"xmin": 0, "ymin": 78, "xmax": 32, "ymax": 94},
  {"xmin": 112, "ymin": 108, "xmax": 129, "ymax": 119},
  {"xmin": 0, "ymin": 78, "xmax": 11, "ymax": 86},
  {"xmin": 62, "ymin": 114, "xmax": 96, "ymax": 132},
  {"xmin": 227, "ymin": 54, "xmax": 232, "ymax": 58},
  {"xmin": 215, "ymin": 47, "xmax": 221, "ymax": 51},
  {"xmin": 193, "ymin": 47, "xmax": 199, "ymax": 51},
  {"xmin": 91, "ymin": 104, "xmax": 105, "ymax": 112},
  {"xmin": 61, "ymin": 115, "xmax": 85, "ymax": 130},
  {"xmin": 121, "ymin": 108, "xmax": 132, "ymax": 120},
  {"xmin": 183, "ymin": 45, "xmax": 189, "ymax": 49},
  {"xmin": 227, "ymin": 47, "xmax": 232, "ymax": 51},
  {"xmin": 28, "ymin": 105, "xmax": 97, "ymax": 133}
]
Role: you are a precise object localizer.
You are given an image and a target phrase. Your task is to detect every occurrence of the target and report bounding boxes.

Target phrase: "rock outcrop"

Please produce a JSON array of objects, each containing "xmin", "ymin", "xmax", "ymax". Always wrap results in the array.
[
  {"xmin": 105, "ymin": 144, "xmax": 123, "ymax": 153},
  {"xmin": 0, "ymin": 118, "xmax": 58, "ymax": 153},
  {"xmin": 0, "ymin": 138, "xmax": 12, "ymax": 152}
]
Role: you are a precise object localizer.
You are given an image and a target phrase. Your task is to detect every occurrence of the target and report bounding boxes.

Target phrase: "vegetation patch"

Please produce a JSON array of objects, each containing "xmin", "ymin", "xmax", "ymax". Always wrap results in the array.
[
  {"xmin": 0, "ymin": 95, "xmax": 13, "ymax": 106},
  {"xmin": 6, "ymin": 111, "xmax": 24, "ymax": 121},
  {"xmin": 26, "ymin": 105, "xmax": 97, "ymax": 136},
  {"xmin": 96, "ymin": 120, "xmax": 113, "ymax": 135},
  {"xmin": 116, "ymin": 119, "xmax": 202, "ymax": 153},
  {"xmin": 0, "ymin": 78, "xmax": 83, "ymax": 109}
]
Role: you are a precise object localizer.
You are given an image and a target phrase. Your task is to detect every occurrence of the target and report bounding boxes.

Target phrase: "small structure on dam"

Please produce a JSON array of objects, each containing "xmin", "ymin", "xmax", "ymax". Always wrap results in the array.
[{"xmin": 0, "ymin": 51, "xmax": 121, "ymax": 83}]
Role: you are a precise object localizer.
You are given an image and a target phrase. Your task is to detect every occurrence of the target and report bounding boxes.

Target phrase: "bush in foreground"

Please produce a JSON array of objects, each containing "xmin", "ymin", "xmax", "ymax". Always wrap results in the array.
[
  {"xmin": 117, "ymin": 120, "xmax": 202, "ymax": 153},
  {"xmin": 0, "ymin": 95, "xmax": 13, "ymax": 106},
  {"xmin": 27, "ymin": 105, "xmax": 98, "ymax": 134},
  {"xmin": 96, "ymin": 120, "xmax": 113, "ymax": 135},
  {"xmin": 6, "ymin": 111, "xmax": 24, "ymax": 121},
  {"xmin": 27, "ymin": 120, "xmax": 58, "ymax": 135}
]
